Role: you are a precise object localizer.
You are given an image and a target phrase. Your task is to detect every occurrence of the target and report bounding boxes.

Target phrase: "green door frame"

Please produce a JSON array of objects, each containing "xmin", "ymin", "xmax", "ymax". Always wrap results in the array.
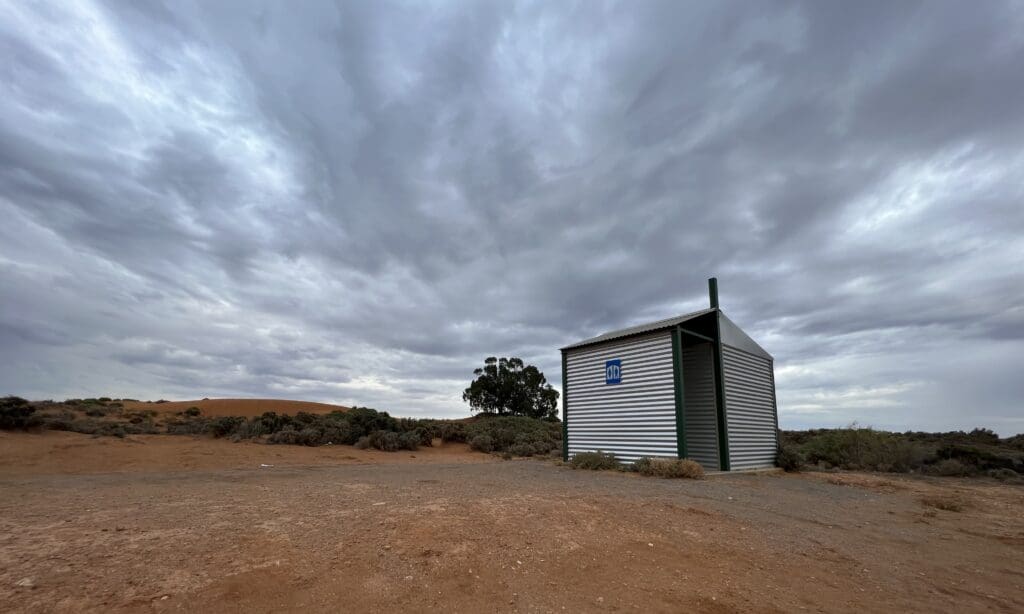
[{"xmin": 671, "ymin": 326, "xmax": 687, "ymax": 459}]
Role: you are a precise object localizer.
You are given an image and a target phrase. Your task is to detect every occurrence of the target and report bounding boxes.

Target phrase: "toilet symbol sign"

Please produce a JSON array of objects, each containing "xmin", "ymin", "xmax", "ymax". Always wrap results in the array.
[{"xmin": 605, "ymin": 359, "xmax": 622, "ymax": 385}]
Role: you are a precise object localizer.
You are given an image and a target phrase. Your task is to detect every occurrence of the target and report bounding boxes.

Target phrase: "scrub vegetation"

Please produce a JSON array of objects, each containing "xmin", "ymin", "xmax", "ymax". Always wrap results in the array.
[
  {"xmin": 778, "ymin": 425, "xmax": 1024, "ymax": 480},
  {"xmin": 633, "ymin": 457, "xmax": 705, "ymax": 479},
  {"xmin": 568, "ymin": 450, "xmax": 620, "ymax": 471},
  {"xmin": 569, "ymin": 451, "xmax": 705, "ymax": 479},
  {"xmin": 465, "ymin": 415, "xmax": 562, "ymax": 456},
  {"xmin": 0, "ymin": 396, "xmax": 561, "ymax": 456}
]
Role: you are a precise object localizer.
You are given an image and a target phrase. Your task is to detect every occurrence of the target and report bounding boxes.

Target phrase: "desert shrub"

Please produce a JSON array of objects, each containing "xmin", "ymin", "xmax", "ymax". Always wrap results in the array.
[
  {"xmin": 986, "ymin": 468, "xmax": 1019, "ymax": 482},
  {"xmin": 934, "ymin": 443, "xmax": 1019, "ymax": 473},
  {"xmin": 468, "ymin": 434, "xmax": 494, "ymax": 453},
  {"xmin": 509, "ymin": 442, "xmax": 538, "ymax": 457},
  {"xmin": 783, "ymin": 427, "xmax": 1024, "ymax": 476},
  {"xmin": 298, "ymin": 428, "xmax": 323, "ymax": 445},
  {"xmin": 633, "ymin": 457, "xmax": 705, "ymax": 479},
  {"xmin": 439, "ymin": 423, "xmax": 467, "ymax": 443},
  {"xmin": 465, "ymin": 415, "xmax": 561, "ymax": 456},
  {"xmin": 43, "ymin": 414, "xmax": 75, "ymax": 431},
  {"xmin": 569, "ymin": 451, "xmax": 620, "ymax": 470},
  {"xmin": 346, "ymin": 407, "xmax": 399, "ymax": 437},
  {"xmin": 1, "ymin": 397, "xmax": 42, "ymax": 430},
  {"xmin": 366, "ymin": 430, "xmax": 392, "ymax": 451},
  {"xmin": 246, "ymin": 412, "xmax": 293, "ymax": 436},
  {"xmin": 929, "ymin": 458, "xmax": 974, "ymax": 477},
  {"xmin": 267, "ymin": 427, "xmax": 301, "ymax": 445},
  {"xmin": 364, "ymin": 430, "xmax": 403, "ymax": 451},
  {"xmin": 776, "ymin": 444, "xmax": 806, "ymax": 472},
  {"xmin": 267, "ymin": 426, "xmax": 329, "ymax": 446},
  {"xmin": 184, "ymin": 407, "xmax": 201, "ymax": 417},
  {"xmin": 207, "ymin": 416, "xmax": 245, "ymax": 438},
  {"xmin": 802, "ymin": 426, "xmax": 928, "ymax": 472},
  {"xmin": 967, "ymin": 428, "xmax": 1000, "ymax": 445},
  {"xmin": 104, "ymin": 423, "xmax": 127, "ymax": 438},
  {"xmin": 123, "ymin": 419, "xmax": 159, "ymax": 435},
  {"xmin": 398, "ymin": 418, "xmax": 438, "ymax": 439},
  {"xmin": 164, "ymin": 416, "xmax": 210, "ymax": 435},
  {"xmin": 354, "ymin": 435, "xmax": 370, "ymax": 450},
  {"xmin": 408, "ymin": 427, "xmax": 433, "ymax": 447},
  {"xmin": 320, "ymin": 422, "xmax": 354, "ymax": 445},
  {"xmin": 398, "ymin": 431, "xmax": 421, "ymax": 451},
  {"xmin": 292, "ymin": 411, "xmax": 320, "ymax": 426},
  {"xmin": 632, "ymin": 456, "xmax": 653, "ymax": 473}
]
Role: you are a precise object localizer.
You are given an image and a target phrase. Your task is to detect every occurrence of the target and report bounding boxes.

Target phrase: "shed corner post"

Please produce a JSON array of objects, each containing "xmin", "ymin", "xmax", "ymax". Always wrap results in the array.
[
  {"xmin": 770, "ymin": 358, "xmax": 780, "ymax": 451},
  {"xmin": 671, "ymin": 326, "xmax": 687, "ymax": 459},
  {"xmin": 712, "ymin": 311, "xmax": 731, "ymax": 471},
  {"xmin": 561, "ymin": 349, "xmax": 569, "ymax": 462}
]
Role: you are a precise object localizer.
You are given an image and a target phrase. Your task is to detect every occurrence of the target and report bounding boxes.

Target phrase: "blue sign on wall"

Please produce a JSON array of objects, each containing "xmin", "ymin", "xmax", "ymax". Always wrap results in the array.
[{"xmin": 605, "ymin": 359, "xmax": 622, "ymax": 385}]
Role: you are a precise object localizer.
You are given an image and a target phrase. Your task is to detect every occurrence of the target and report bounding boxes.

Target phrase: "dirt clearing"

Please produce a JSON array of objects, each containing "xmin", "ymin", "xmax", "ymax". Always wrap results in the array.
[
  {"xmin": 1, "ymin": 433, "xmax": 1022, "ymax": 613},
  {"xmin": 0, "ymin": 431, "xmax": 489, "ymax": 476}
]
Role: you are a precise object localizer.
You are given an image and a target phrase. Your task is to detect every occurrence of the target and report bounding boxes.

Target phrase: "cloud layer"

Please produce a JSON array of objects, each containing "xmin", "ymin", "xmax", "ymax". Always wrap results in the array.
[{"xmin": 2, "ymin": 0, "xmax": 1022, "ymax": 433}]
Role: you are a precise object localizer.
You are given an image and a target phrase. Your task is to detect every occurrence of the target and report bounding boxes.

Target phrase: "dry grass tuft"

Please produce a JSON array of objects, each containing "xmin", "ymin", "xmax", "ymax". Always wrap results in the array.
[
  {"xmin": 919, "ymin": 495, "xmax": 968, "ymax": 512},
  {"xmin": 634, "ymin": 457, "xmax": 705, "ymax": 479}
]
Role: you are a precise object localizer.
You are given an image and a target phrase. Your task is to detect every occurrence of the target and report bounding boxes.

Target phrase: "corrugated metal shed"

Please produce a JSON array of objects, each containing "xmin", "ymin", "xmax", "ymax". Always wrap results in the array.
[
  {"xmin": 560, "ymin": 279, "xmax": 779, "ymax": 472},
  {"xmin": 564, "ymin": 331, "xmax": 677, "ymax": 462}
]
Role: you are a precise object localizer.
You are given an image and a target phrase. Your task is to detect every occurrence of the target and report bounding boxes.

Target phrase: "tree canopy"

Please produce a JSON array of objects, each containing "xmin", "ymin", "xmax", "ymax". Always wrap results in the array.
[{"xmin": 462, "ymin": 357, "xmax": 559, "ymax": 420}]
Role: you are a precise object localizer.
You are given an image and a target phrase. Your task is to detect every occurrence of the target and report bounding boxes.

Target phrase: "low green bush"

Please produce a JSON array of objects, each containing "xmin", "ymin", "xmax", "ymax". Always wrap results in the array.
[
  {"xmin": 347, "ymin": 429, "xmax": 420, "ymax": 452},
  {"xmin": 776, "ymin": 444, "xmax": 806, "ymax": 472},
  {"xmin": 801, "ymin": 426, "xmax": 928, "ymax": 472},
  {"xmin": 468, "ymin": 434, "xmax": 494, "ymax": 453},
  {"xmin": 165, "ymin": 416, "xmax": 210, "ymax": 435},
  {"xmin": 633, "ymin": 457, "xmax": 705, "ymax": 479},
  {"xmin": 267, "ymin": 427, "xmax": 328, "ymax": 446},
  {"xmin": 987, "ymin": 468, "xmax": 1020, "ymax": 481},
  {"xmin": 439, "ymin": 423, "xmax": 467, "ymax": 443},
  {"xmin": 569, "ymin": 451, "xmax": 620, "ymax": 470},
  {"xmin": 465, "ymin": 415, "xmax": 561, "ymax": 456},
  {"xmin": 1, "ymin": 397, "xmax": 42, "ymax": 430},
  {"xmin": 929, "ymin": 458, "xmax": 975, "ymax": 477},
  {"xmin": 208, "ymin": 416, "xmax": 245, "ymax": 438}
]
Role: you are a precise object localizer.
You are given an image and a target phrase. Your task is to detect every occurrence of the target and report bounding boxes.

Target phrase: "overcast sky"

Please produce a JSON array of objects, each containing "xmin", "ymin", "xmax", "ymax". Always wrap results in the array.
[{"xmin": 2, "ymin": 1, "xmax": 1022, "ymax": 434}]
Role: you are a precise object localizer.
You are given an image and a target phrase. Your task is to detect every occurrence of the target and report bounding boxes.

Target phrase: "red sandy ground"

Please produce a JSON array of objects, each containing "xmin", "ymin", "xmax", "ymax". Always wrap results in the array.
[{"xmin": 1, "ymin": 431, "xmax": 1022, "ymax": 613}]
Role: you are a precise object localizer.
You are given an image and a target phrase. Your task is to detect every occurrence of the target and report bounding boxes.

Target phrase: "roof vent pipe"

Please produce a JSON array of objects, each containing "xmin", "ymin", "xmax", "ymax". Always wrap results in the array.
[{"xmin": 708, "ymin": 277, "xmax": 719, "ymax": 309}]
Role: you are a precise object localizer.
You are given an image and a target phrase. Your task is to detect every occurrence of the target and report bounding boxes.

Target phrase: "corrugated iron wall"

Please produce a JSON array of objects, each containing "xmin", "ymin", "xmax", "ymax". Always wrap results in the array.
[
  {"xmin": 722, "ymin": 346, "xmax": 778, "ymax": 470},
  {"xmin": 564, "ymin": 331, "xmax": 676, "ymax": 463},
  {"xmin": 682, "ymin": 342, "xmax": 719, "ymax": 470}
]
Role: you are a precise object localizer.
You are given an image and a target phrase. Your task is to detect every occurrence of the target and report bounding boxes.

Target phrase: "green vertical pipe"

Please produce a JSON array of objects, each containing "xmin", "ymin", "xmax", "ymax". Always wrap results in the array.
[
  {"xmin": 671, "ymin": 326, "xmax": 687, "ymax": 459},
  {"xmin": 708, "ymin": 277, "xmax": 719, "ymax": 309},
  {"xmin": 712, "ymin": 311, "xmax": 731, "ymax": 471}
]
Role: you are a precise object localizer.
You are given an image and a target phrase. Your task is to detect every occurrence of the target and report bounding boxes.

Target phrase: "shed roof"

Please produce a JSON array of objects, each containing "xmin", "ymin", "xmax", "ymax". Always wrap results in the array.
[
  {"xmin": 560, "ymin": 307, "xmax": 716, "ymax": 351},
  {"xmin": 560, "ymin": 307, "xmax": 772, "ymax": 360}
]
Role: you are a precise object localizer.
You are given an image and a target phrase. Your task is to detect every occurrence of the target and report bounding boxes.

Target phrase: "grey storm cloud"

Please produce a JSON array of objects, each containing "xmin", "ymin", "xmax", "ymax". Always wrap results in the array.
[{"xmin": 1, "ymin": 0, "xmax": 1022, "ymax": 433}]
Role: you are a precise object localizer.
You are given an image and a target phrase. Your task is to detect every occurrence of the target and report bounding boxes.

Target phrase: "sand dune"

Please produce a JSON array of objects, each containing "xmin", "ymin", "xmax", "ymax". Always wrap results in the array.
[{"xmin": 120, "ymin": 398, "xmax": 349, "ymax": 417}]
